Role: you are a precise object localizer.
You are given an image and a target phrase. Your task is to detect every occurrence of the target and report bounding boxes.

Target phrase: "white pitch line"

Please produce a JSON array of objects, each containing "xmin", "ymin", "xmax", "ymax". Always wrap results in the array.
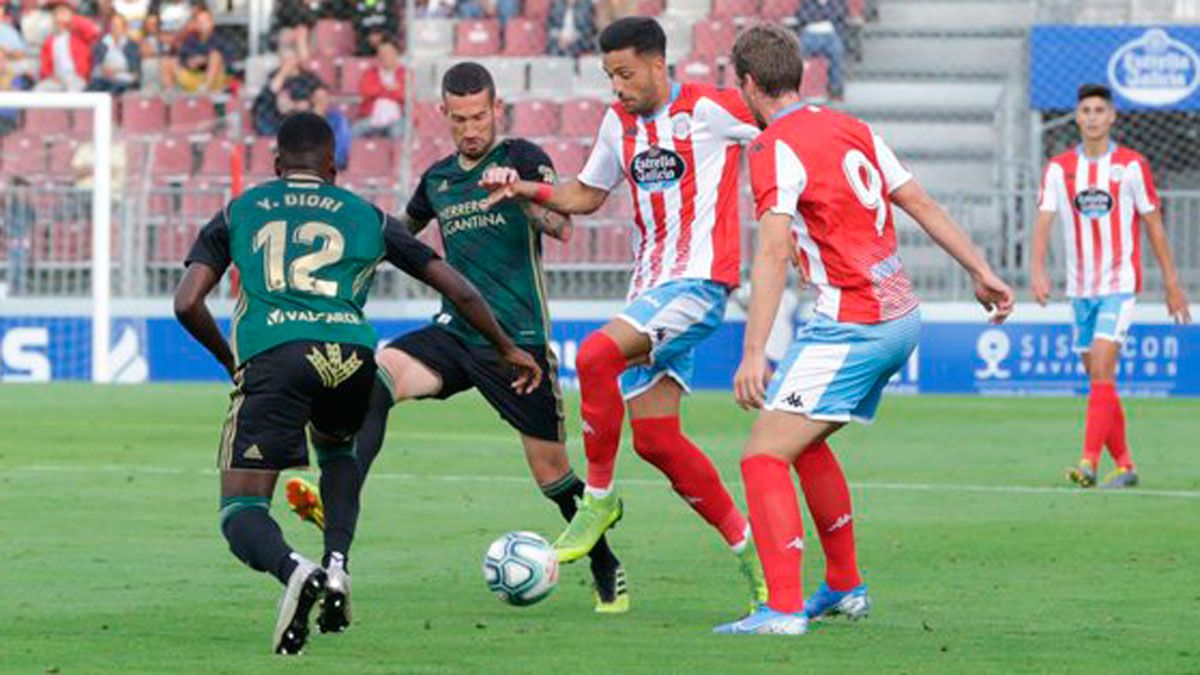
[{"xmin": 4, "ymin": 464, "xmax": 1200, "ymax": 500}]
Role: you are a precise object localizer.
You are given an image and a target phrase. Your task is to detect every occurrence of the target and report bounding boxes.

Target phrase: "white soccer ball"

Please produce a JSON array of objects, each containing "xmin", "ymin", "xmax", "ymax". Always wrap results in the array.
[{"xmin": 482, "ymin": 531, "xmax": 558, "ymax": 606}]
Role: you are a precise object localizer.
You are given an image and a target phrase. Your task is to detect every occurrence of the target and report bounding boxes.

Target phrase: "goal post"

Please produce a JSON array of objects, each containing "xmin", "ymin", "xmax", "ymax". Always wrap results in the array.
[{"xmin": 0, "ymin": 91, "xmax": 113, "ymax": 382}]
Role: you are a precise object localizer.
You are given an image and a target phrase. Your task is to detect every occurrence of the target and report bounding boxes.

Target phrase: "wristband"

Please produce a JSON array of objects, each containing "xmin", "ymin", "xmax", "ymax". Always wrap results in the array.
[{"xmin": 533, "ymin": 184, "xmax": 553, "ymax": 204}]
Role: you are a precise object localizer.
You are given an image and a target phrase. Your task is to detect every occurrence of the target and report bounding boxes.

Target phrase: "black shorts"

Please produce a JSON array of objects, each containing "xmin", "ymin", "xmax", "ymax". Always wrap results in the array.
[
  {"xmin": 218, "ymin": 341, "xmax": 378, "ymax": 471},
  {"xmin": 387, "ymin": 326, "xmax": 564, "ymax": 442}
]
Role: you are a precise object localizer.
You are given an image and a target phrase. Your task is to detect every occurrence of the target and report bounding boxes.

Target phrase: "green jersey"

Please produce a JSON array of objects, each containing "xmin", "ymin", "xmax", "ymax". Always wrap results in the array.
[
  {"xmin": 406, "ymin": 139, "xmax": 557, "ymax": 347},
  {"xmin": 185, "ymin": 174, "xmax": 439, "ymax": 364}
]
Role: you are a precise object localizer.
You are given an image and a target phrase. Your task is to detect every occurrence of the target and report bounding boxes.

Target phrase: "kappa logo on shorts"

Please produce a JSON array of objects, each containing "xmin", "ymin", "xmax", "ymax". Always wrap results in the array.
[
  {"xmin": 783, "ymin": 392, "xmax": 804, "ymax": 409},
  {"xmin": 306, "ymin": 343, "xmax": 364, "ymax": 389},
  {"xmin": 652, "ymin": 326, "xmax": 669, "ymax": 343}
]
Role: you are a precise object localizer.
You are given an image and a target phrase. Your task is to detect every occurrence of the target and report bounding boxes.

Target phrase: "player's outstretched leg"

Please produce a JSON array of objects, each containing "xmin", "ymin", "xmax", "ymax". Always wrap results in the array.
[
  {"xmin": 795, "ymin": 441, "xmax": 870, "ymax": 621},
  {"xmin": 555, "ymin": 329, "xmax": 629, "ymax": 563},
  {"xmin": 630, "ymin": 414, "xmax": 764, "ymax": 610},
  {"xmin": 541, "ymin": 470, "xmax": 628, "ymax": 613}
]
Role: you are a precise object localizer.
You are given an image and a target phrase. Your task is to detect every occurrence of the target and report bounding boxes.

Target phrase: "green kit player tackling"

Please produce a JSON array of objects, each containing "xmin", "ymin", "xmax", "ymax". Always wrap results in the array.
[
  {"xmin": 286, "ymin": 62, "xmax": 629, "ymax": 612},
  {"xmin": 174, "ymin": 113, "xmax": 541, "ymax": 655}
]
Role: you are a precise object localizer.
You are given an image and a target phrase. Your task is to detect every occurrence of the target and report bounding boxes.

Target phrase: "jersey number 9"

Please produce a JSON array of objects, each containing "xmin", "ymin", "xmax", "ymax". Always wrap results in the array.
[
  {"xmin": 842, "ymin": 149, "xmax": 887, "ymax": 237},
  {"xmin": 253, "ymin": 220, "xmax": 345, "ymax": 297}
]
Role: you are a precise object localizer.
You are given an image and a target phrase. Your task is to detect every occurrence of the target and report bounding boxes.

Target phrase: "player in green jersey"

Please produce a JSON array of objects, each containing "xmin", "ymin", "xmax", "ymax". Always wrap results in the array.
[
  {"xmin": 175, "ymin": 112, "xmax": 542, "ymax": 654},
  {"xmin": 286, "ymin": 63, "xmax": 629, "ymax": 613}
]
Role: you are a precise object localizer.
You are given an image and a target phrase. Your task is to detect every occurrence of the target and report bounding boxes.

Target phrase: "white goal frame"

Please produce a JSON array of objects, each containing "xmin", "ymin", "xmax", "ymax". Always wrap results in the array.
[{"xmin": 0, "ymin": 91, "xmax": 114, "ymax": 382}]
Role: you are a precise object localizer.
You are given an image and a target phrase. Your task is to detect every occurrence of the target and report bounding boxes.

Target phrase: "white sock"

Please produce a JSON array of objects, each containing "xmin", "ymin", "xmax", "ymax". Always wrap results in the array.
[
  {"xmin": 729, "ymin": 525, "xmax": 751, "ymax": 554},
  {"xmin": 585, "ymin": 484, "xmax": 612, "ymax": 499}
]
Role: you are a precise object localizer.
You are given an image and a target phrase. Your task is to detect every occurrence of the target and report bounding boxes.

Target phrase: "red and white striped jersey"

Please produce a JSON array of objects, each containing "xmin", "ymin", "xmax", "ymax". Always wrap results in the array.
[
  {"xmin": 578, "ymin": 82, "xmax": 759, "ymax": 299},
  {"xmin": 1038, "ymin": 144, "xmax": 1159, "ymax": 298},
  {"xmin": 749, "ymin": 104, "xmax": 918, "ymax": 324}
]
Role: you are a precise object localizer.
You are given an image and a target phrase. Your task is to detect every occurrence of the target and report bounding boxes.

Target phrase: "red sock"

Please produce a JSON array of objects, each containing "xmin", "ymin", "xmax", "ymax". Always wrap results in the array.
[
  {"xmin": 741, "ymin": 454, "xmax": 804, "ymax": 614},
  {"xmin": 1106, "ymin": 389, "xmax": 1134, "ymax": 470},
  {"xmin": 1083, "ymin": 381, "xmax": 1117, "ymax": 467},
  {"xmin": 576, "ymin": 332, "xmax": 627, "ymax": 491},
  {"xmin": 630, "ymin": 416, "xmax": 747, "ymax": 546},
  {"xmin": 794, "ymin": 441, "xmax": 861, "ymax": 591}
]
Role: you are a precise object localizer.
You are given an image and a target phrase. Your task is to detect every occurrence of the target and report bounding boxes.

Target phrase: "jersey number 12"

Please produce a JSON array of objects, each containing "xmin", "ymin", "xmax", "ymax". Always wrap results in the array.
[{"xmin": 253, "ymin": 220, "xmax": 344, "ymax": 297}]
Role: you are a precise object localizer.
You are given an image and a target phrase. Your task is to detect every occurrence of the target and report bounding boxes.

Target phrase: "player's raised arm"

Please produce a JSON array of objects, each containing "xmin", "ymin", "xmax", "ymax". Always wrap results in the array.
[
  {"xmin": 735, "ymin": 212, "xmax": 793, "ymax": 410},
  {"xmin": 480, "ymin": 170, "xmax": 608, "ymax": 216},
  {"xmin": 890, "ymin": 179, "xmax": 1014, "ymax": 323},
  {"xmin": 174, "ymin": 210, "xmax": 236, "ymax": 378},
  {"xmin": 382, "ymin": 216, "xmax": 543, "ymax": 393}
]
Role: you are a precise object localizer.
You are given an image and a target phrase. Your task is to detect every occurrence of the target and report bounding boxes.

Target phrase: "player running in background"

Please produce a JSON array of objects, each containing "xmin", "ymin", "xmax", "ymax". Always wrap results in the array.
[
  {"xmin": 714, "ymin": 25, "xmax": 1014, "ymax": 635},
  {"xmin": 287, "ymin": 61, "xmax": 630, "ymax": 613},
  {"xmin": 482, "ymin": 16, "xmax": 768, "ymax": 609},
  {"xmin": 1030, "ymin": 84, "xmax": 1191, "ymax": 490},
  {"xmin": 175, "ymin": 113, "xmax": 541, "ymax": 654}
]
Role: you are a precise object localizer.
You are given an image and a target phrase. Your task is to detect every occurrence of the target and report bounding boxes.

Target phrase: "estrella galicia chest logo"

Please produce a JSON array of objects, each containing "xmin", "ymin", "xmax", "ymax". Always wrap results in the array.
[
  {"xmin": 1108, "ymin": 28, "xmax": 1200, "ymax": 107},
  {"xmin": 1073, "ymin": 188, "xmax": 1114, "ymax": 219},
  {"xmin": 630, "ymin": 146, "xmax": 687, "ymax": 192}
]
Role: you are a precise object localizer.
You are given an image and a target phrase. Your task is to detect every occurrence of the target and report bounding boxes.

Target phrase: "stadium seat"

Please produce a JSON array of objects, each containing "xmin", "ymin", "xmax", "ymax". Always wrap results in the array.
[
  {"xmin": 502, "ymin": 18, "xmax": 547, "ymax": 57},
  {"xmin": 559, "ymin": 98, "xmax": 607, "ymax": 138},
  {"xmin": 657, "ymin": 15, "xmax": 695, "ymax": 62},
  {"xmin": 667, "ymin": 0, "xmax": 712, "ymax": 15},
  {"xmin": 711, "ymin": 0, "xmax": 759, "ymax": 16},
  {"xmin": 593, "ymin": 224, "xmax": 632, "ymax": 263},
  {"xmin": 47, "ymin": 138, "xmax": 81, "ymax": 179},
  {"xmin": 574, "ymin": 55, "xmax": 610, "ymax": 97},
  {"xmin": 168, "ymin": 96, "xmax": 217, "ymax": 133},
  {"xmin": 0, "ymin": 134, "xmax": 45, "ymax": 175},
  {"xmin": 410, "ymin": 19, "xmax": 456, "ymax": 57},
  {"xmin": 543, "ymin": 139, "xmax": 588, "ymax": 177},
  {"xmin": 315, "ymin": 19, "xmax": 356, "ymax": 58},
  {"xmin": 676, "ymin": 58, "xmax": 718, "ymax": 85},
  {"xmin": 182, "ymin": 182, "xmax": 226, "ymax": 220},
  {"xmin": 345, "ymin": 139, "xmax": 395, "ymax": 182},
  {"xmin": 304, "ymin": 58, "xmax": 339, "ymax": 92},
  {"xmin": 507, "ymin": 100, "xmax": 560, "ymax": 138},
  {"xmin": 152, "ymin": 136, "xmax": 195, "ymax": 177},
  {"xmin": 198, "ymin": 137, "xmax": 237, "ymax": 178},
  {"xmin": 800, "ymin": 56, "xmax": 829, "ymax": 99},
  {"xmin": 23, "ymin": 108, "xmax": 71, "ymax": 135},
  {"xmin": 455, "ymin": 19, "xmax": 501, "ymax": 57},
  {"xmin": 121, "ymin": 94, "xmax": 167, "ymax": 132},
  {"xmin": 247, "ymin": 137, "xmax": 276, "ymax": 176},
  {"xmin": 760, "ymin": 0, "xmax": 799, "ymax": 19},
  {"xmin": 472, "ymin": 57, "xmax": 526, "ymax": 97},
  {"xmin": 339, "ymin": 57, "xmax": 374, "ymax": 95},
  {"xmin": 636, "ymin": 0, "xmax": 665, "ymax": 15},
  {"xmin": 413, "ymin": 101, "xmax": 452, "ymax": 137},
  {"xmin": 527, "ymin": 57, "xmax": 576, "ymax": 98},
  {"xmin": 691, "ymin": 19, "xmax": 737, "ymax": 61},
  {"xmin": 410, "ymin": 135, "xmax": 453, "ymax": 177},
  {"xmin": 524, "ymin": 0, "xmax": 552, "ymax": 18}
]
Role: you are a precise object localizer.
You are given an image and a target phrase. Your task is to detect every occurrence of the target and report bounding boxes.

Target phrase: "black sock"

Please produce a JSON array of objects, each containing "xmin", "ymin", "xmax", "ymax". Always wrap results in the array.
[
  {"xmin": 541, "ymin": 471, "xmax": 620, "ymax": 572},
  {"xmin": 354, "ymin": 380, "xmax": 394, "ymax": 481},
  {"xmin": 320, "ymin": 453, "xmax": 360, "ymax": 568},
  {"xmin": 221, "ymin": 506, "xmax": 297, "ymax": 585}
]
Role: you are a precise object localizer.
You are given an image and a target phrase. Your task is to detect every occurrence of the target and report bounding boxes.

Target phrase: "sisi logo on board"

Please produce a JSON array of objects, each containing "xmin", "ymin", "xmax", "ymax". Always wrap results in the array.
[{"xmin": 1108, "ymin": 28, "xmax": 1200, "ymax": 106}]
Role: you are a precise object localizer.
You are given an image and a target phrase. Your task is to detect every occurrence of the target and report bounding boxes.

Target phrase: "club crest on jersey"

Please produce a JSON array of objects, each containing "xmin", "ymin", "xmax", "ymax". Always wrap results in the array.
[
  {"xmin": 671, "ymin": 113, "xmax": 691, "ymax": 140},
  {"xmin": 630, "ymin": 146, "xmax": 687, "ymax": 192},
  {"xmin": 1109, "ymin": 164, "xmax": 1126, "ymax": 181},
  {"xmin": 1074, "ymin": 188, "xmax": 1114, "ymax": 219}
]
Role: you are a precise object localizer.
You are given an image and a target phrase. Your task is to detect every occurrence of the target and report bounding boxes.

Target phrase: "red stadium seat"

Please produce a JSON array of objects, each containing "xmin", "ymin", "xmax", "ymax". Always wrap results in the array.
[
  {"xmin": 23, "ymin": 109, "xmax": 71, "ymax": 135},
  {"xmin": 249, "ymin": 137, "xmax": 277, "ymax": 176},
  {"xmin": 593, "ymin": 224, "xmax": 631, "ymax": 263},
  {"xmin": 676, "ymin": 58, "xmax": 718, "ymax": 85},
  {"xmin": 153, "ymin": 136, "xmax": 194, "ymax": 177},
  {"xmin": 339, "ymin": 57, "xmax": 374, "ymax": 95},
  {"xmin": 48, "ymin": 138, "xmax": 81, "ymax": 179},
  {"xmin": 800, "ymin": 56, "xmax": 829, "ymax": 99},
  {"xmin": 182, "ymin": 182, "xmax": 227, "ymax": 219},
  {"xmin": 315, "ymin": 19, "xmax": 356, "ymax": 57},
  {"xmin": 198, "ymin": 137, "xmax": 237, "ymax": 177},
  {"xmin": 760, "ymin": 0, "xmax": 799, "ymax": 19},
  {"xmin": 502, "ymin": 18, "xmax": 546, "ymax": 56},
  {"xmin": 413, "ymin": 101, "xmax": 452, "ymax": 137},
  {"xmin": 691, "ymin": 19, "xmax": 737, "ymax": 61},
  {"xmin": 524, "ymin": 0, "xmax": 552, "ymax": 19},
  {"xmin": 507, "ymin": 100, "xmax": 560, "ymax": 138},
  {"xmin": 636, "ymin": 0, "xmax": 665, "ymax": 15},
  {"xmin": 345, "ymin": 138, "xmax": 395, "ymax": 182},
  {"xmin": 455, "ymin": 19, "xmax": 501, "ymax": 57},
  {"xmin": 304, "ymin": 58, "xmax": 339, "ymax": 91},
  {"xmin": 410, "ymin": 135, "xmax": 453, "ymax": 178},
  {"xmin": 560, "ymin": 99, "xmax": 607, "ymax": 138},
  {"xmin": 0, "ymin": 134, "xmax": 45, "ymax": 175},
  {"xmin": 543, "ymin": 139, "xmax": 588, "ymax": 177},
  {"xmin": 169, "ymin": 96, "xmax": 217, "ymax": 133},
  {"xmin": 711, "ymin": 0, "xmax": 759, "ymax": 16},
  {"xmin": 121, "ymin": 95, "xmax": 167, "ymax": 132}
]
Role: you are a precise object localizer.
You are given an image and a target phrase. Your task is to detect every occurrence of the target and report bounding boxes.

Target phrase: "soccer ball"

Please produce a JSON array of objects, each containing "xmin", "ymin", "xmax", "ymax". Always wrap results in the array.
[{"xmin": 482, "ymin": 531, "xmax": 558, "ymax": 606}]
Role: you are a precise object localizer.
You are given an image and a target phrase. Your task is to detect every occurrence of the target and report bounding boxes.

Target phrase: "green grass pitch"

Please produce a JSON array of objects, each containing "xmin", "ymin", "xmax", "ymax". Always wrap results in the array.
[{"xmin": 2, "ymin": 384, "xmax": 1199, "ymax": 674}]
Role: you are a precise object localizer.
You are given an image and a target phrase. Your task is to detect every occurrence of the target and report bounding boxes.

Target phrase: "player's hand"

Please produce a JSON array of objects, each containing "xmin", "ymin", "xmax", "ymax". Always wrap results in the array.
[
  {"xmin": 480, "ymin": 167, "xmax": 524, "ymax": 209},
  {"xmin": 1166, "ymin": 283, "xmax": 1191, "ymax": 324},
  {"xmin": 1030, "ymin": 267, "xmax": 1052, "ymax": 307},
  {"xmin": 973, "ymin": 270, "xmax": 1015, "ymax": 324},
  {"xmin": 502, "ymin": 346, "xmax": 543, "ymax": 395},
  {"xmin": 733, "ymin": 354, "xmax": 772, "ymax": 411}
]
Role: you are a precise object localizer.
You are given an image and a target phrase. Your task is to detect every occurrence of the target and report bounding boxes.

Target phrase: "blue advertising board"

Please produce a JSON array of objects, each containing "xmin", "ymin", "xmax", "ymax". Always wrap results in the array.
[
  {"xmin": 1030, "ymin": 25, "xmax": 1200, "ymax": 110},
  {"xmin": 2, "ymin": 314, "xmax": 1197, "ymax": 397}
]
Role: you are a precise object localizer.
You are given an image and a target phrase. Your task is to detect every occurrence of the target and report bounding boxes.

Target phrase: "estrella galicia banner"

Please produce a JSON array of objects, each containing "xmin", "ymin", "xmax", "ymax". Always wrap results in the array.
[{"xmin": 1030, "ymin": 25, "xmax": 1200, "ymax": 110}]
